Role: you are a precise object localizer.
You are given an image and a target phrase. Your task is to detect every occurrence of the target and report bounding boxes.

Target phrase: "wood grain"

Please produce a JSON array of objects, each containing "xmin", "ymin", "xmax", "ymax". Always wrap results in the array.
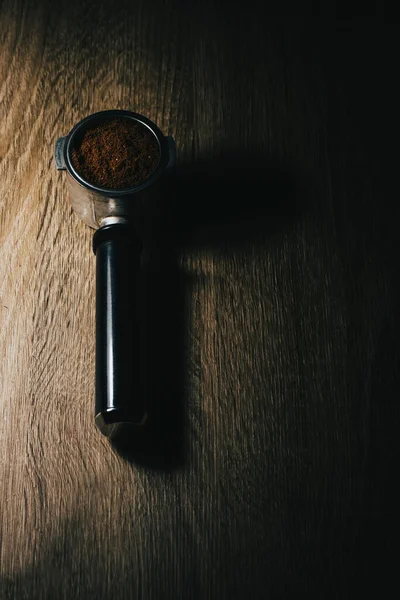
[{"xmin": 1, "ymin": 2, "xmax": 398, "ymax": 598}]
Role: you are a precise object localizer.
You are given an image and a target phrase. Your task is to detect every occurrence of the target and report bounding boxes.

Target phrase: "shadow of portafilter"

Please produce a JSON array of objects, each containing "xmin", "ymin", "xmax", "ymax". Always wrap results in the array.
[
  {"xmin": 164, "ymin": 150, "xmax": 308, "ymax": 247},
  {"xmin": 109, "ymin": 150, "xmax": 309, "ymax": 469}
]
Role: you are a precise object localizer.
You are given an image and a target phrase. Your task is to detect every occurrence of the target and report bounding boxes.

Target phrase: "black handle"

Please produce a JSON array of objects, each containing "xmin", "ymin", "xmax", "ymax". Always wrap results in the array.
[{"xmin": 93, "ymin": 224, "xmax": 146, "ymax": 437}]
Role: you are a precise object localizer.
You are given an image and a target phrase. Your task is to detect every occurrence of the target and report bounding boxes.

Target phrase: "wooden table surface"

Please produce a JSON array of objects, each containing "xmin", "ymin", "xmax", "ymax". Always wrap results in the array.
[{"xmin": 0, "ymin": 2, "xmax": 398, "ymax": 598}]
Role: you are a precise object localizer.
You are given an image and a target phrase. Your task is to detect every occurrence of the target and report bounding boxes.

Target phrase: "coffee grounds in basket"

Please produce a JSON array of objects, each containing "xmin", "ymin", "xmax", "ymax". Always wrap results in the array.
[{"xmin": 71, "ymin": 118, "xmax": 159, "ymax": 189}]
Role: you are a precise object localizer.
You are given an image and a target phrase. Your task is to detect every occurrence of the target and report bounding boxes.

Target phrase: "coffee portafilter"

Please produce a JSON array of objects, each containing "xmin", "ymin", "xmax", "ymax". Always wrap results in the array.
[{"xmin": 55, "ymin": 110, "xmax": 176, "ymax": 438}]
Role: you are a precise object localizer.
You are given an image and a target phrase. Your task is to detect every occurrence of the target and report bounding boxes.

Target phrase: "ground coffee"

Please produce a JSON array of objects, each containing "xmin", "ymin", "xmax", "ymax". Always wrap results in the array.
[{"xmin": 71, "ymin": 118, "xmax": 159, "ymax": 189}]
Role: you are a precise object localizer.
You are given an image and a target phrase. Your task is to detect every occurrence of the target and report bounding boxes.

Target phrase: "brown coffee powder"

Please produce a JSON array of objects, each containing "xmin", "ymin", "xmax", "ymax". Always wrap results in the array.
[{"xmin": 71, "ymin": 118, "xmax": 159, "ymax": 189}]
